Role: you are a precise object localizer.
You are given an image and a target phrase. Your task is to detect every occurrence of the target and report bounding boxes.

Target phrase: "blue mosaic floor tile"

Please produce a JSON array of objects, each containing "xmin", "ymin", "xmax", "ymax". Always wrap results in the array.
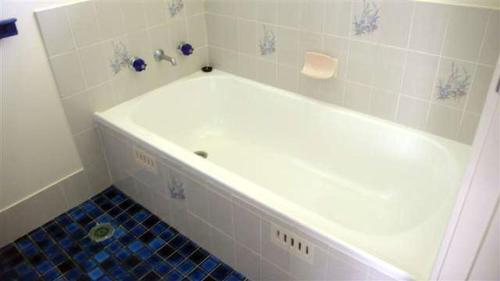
[{"xmin": 0, "ymin": 186, "xmax": 248, "ymax": 281}]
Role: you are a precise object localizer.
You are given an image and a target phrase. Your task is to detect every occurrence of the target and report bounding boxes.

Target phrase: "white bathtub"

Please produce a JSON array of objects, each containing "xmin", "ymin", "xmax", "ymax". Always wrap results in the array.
[{"xmin": 96, "ymin": 70, "xmax": 470, "ymax": 280}]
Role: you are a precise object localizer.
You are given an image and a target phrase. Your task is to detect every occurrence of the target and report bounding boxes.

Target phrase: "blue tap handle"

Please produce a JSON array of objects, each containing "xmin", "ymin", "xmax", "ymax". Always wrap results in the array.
[
  {"xmin": 130, "ymin": 57, "xmax": 147, "ymax": 72},
  {"xmin": 179, "ymin": 43, "xmax": 194, "ymax": 56}
]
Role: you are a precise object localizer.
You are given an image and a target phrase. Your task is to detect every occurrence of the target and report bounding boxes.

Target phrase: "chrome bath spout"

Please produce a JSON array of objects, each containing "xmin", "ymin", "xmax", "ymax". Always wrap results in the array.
[{"xmin": 153, "ymin": 49, "xmax": 177, "ymax": 65}]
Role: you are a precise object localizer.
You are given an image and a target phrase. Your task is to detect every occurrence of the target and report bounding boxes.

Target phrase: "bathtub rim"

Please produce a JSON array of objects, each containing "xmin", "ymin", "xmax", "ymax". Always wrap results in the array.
[{"xmin": 95, "ymin": 70, "xmax": 471, "ymax": 280}]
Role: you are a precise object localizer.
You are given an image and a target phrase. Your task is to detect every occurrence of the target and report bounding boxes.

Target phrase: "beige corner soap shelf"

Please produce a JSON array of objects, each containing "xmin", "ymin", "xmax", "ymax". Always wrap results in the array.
[{"xmin": 301, "ymin": 52, "xmax": 338, "ymax": 80}]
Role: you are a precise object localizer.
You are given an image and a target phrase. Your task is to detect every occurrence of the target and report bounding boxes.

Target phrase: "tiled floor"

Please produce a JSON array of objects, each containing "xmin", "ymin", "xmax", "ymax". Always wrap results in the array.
[{"xmin": 0, "ymin": 187, "xmax": 247, "ymax": 281}]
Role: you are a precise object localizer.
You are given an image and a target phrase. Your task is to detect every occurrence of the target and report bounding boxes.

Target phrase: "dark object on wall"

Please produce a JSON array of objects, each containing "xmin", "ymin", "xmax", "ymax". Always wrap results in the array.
[
  {"xmin": 0, "ymin": 18, "xmax": 18, "ymax": 39},
  {"xmin": 201, "ymin": 66, "xmax": 213, "ymax": 73}
]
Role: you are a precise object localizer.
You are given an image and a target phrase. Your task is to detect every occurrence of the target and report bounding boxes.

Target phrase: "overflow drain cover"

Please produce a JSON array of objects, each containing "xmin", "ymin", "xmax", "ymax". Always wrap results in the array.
[
  {"xmin": 194, "ymin": 151, "xmax": 208, "ymax": 159},
  {"xmin": 89, "ymin": 223, "xmax": 115, "ymax": 242}
]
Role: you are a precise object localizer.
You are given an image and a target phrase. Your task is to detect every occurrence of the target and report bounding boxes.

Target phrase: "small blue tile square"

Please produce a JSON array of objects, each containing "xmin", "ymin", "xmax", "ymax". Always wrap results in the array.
[
  {"xmin": 189, "ymin": 267, "xmax": 208, "ymax": 281},
  {"xmin": 178, "ymin": 259, "xmax": 196, "ymax": 274},
  {"xmin": 201, "ymin": 256, "xmax": 220, "ymax": 273},
  {"xmin": 148, "ymin": 238, "xmax": 165, "ymax": 250},
  {"xmin": 165, "ymin": 269, "xmax": 183, "ymax": 281},
  {"xmin": 127, "ymin": 240, "xmax": 143, "ymax": 253},
  {"xmin": 88, "ymin": 267, "xmax": 104, "ymax": 280},
  {"xmin": 94, "ymin": 251, "xmax": 110, "ymax": 263}
]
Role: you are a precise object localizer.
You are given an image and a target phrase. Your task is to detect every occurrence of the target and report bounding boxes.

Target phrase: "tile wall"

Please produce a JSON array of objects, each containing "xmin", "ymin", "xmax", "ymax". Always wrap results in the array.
[
  {"xmin": 205, "ymin": 0, "xmax": 500, "ymax": 144},
  {"xmin": 99, "ymin": 123, "xmax": 404, "ymax": 280},
  {"xmin": 35, "ymin": 0, "xmax": 208, "ymax": 196}
]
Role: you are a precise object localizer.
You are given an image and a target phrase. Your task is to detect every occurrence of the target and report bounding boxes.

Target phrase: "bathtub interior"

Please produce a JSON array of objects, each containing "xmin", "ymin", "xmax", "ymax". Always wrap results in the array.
[
  {"xmin": 130, "ymin": 73, "xmax": 468, "ymax": 235},
  {"xmin": 96, "ymin": 71, "xmax": 472, "ymax": 280}
]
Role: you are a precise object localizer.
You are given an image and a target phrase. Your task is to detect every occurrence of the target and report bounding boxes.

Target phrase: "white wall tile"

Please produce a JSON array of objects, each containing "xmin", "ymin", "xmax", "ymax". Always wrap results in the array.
[
  {"xmin": 370, "ymin": 89, "xmax": 397, "ymax": 120},
  {"xmin": 233, "ymin": 198, "xmax": 262, "ymax": 253},
  {"xmin": 409, "ymin": 2, "xmax": 449, "ymax": 54},
  {"xmin": 257, "ymin": 0, "xmax": 278, "ymax": 24},
  {"xmin": 256, "ymin": 59, "xmax": 277, "ymax": 86},
  {"xmin": 87, "ymin": 82, "xmax": 115, "ymax": 112},
  {"xmin": 324, "ymin": 0, "xmax": 352, "ymax": 36},
  {"xmin": 402, "ymin": 52, "xmax": 439, "ymax": 100},
  {"xmin": 120, "ymin": 0, "xmax": 147, "ymax": 32},
  {"xmin": 187, "ymin": 14, "xmax": 208, "ymax": 48},
  {"xmin": 276, "ymin": 65, "xmax": 299, "ymax": 92},
  {"xmin": 261, "ymin": 220, "xmax": 290, "ymax": 272},
  {"xmin": 238, "ymin": 0, "xmax": 257, "ymax": 20},
  {"xmin": 277, "ymin": 0, "xmax": 300, "ymax": 28},
  {"xmin": 327, "ymin": 248, "xmax": 370, "ymax": 280},
  {"xmin": 185, "ymin": 0, "xmax": 204, "ymax": 16},
  {"xmin": 290, "ymin": 245, "xmax": 329, "ymax": 281},
  {"xmin": 458, "ymin": 112, "xmax": 481, "ymax": 144},
  {"xmin": 378, "ymin": 0, "xmax": 413, "ymax": 47},
  {"xmin": 261, "ymin": 258, "xmax": 290, "ymax": 281},
  {"xmin": 207, "ymin": 188, "xmax": 235, "ymax": 237},
  {"xmin": 344, "ymin": 82, "xmax": 371, "ymax": 114},
  {"xmin": 94, "ymin": 0, "xmax": 125, "ymax": 38},
  {"xmin": 479, "ymin": 11, "xmax": 500, "ymax": 65},
  {"xmin": 61, "ymin": 92, "xmax": 93, "ymax": 134},
  {"xmin": 371, "ymin": 46, "xmax": 405, "ymax": 91},
  {"xmin": 183, "ymin": 174, "xmax": 210, "ymax": 222},
  {"xmin": 277, "ymin": 27, "xmax": 299, "ymax": 67},
  {"xmin": 143, "ymin": 0, "xmax": 168, "ymax": 27},
  {"xmin": 59, "ymin": 170, "xmax": 92, "ymax": 208},
  {"xmin": 347, "ymin": 41, "xmax": 375, "ymax": 85},
  {"xmin": 187, "ymin": 212, "xmax": 212, "ymax": 249},
  {"xmin": 209, "ymin": 226, "xmax": 236, "ymax": 266},
  {"xmin": 427, "ymin": 104, "xmax": 461, "ymax": 139},
  {"xmin": 324, "ymin": 35, "xmax": 349, "ymax": 80},
  {"xmin": 467, "ymin": 65, "xmax": 494, "ymax": 114},
  {"xmin": 300, "ymin": 0, "xmax": 325, "ymax": 33},
  {"xmin": 238, "ymin": 19, "xmax": 258, "ymax": 55},
  {"xmin": 74, "ymin": 128, "xmax": 104, "ymax": 167},
  {"xmin": 396, "ymin": 96, "xmax": 429, "ymax": 130},
  {"xmin": 442, "ymin": 6, "xmax": 489, "ymax": 61},
  {"xmin": 36, "ymin": 7, "xmax": 75, "ymax": 56},
  {"xmin": 66, "ymin": 1, "xmax": 102, "ymax": 47},
  {"xmin": 78, "ymin": 41, "xmax": 113, "ymax": 88},
  {"xmin": 50, "ymin": 52, "xmax": 86, "ymax": 97},
  {"xmin": 237, "ymin": 54, "xmax": 257, "ymax": 79},
  {"xmin": 235, "ymin": 243, "xmax": 261, "ymax": 280}
]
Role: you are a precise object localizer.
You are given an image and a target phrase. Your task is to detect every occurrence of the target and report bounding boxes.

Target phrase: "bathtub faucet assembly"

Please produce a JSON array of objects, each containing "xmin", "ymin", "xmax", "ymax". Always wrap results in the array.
[{"xmin": 153, "ymin": 49, "xmax": 177, "ymax": 65}]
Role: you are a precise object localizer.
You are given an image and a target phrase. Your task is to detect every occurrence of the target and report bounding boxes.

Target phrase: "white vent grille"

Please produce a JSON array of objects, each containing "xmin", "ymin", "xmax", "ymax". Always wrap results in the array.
[
  {"xmin": 271, "ymin": 223, "xmax": 314, "ymax": 263},
  {"xmin": 133, "ymin": 147, "xmax": 157, "ymax": 174}
]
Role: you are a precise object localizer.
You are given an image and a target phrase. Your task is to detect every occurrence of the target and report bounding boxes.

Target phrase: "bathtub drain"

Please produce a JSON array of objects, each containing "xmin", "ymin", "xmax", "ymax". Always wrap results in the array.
[
  {"xmin": 194, "ymin": 151, "xmax": 208, "ymax": 159},
  {"xmin": 89, "ymin": 223, "xmax": 115, "ymax": 242}
]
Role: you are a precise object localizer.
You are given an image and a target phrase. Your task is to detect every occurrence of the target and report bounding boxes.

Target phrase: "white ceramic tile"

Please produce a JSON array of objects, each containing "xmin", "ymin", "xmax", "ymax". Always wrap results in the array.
[
  {"xmin": 206, "ymin": 14, "xmax": 238, "ymax": 50},
  {"xmin": 300, "ymin": 0, "xmax": 325, "ymax": 33},
  {"xmin": 367, "ymin": 268, "xmax": 397, "ymax": 281},
  {"xmin": 59, "ymin": 170, "xmax": 92, "ymax": 208},
  {"xmin": 148, "ymin": 190, "xmax": 171, "ymax": 223},
  {"xmin": 326, "ymin": 248, "xmax": 370, "ymax": 280},
  {"xmin": 409, "ymin": 2, "xmax": 449, "ymax": 54},
  {"xmin": 256, "ymin": 59, "xmax": 277, "ymax": 86},
  {"xmin": 35, "ymin": 7, "xmax": 75, "ymax": 56},
  {"xmin": 257, "ymin": 0, "xmax": 278, "ymax": 24},
  {"xmin": 73, "ymin": 128, "xmax": 104, "ymax": 166},
  {"xmin": 87, "ymin": 82, "xmax": 115, "ymax": 112},
  {"xmin": 426, "ymin": 104, "xmax": 461, "ymax": 139},
  {"xmin": 132, "ymin": 147, "xmax": 165, "ymax": 195},
  {"xmin": 396, "ymin": 96, "xmax": 429, "ymax": 129},
  {"xmin": 206, "ymin": 0, "xmax": 237, "ymax": 16},
  {"xmin": 299, "ymin": 75, "xmax": 326, "ymax": 100},
  {"xmin": 442, "ymin": 6, "xmax": 489, "ymax": 61},
  {"xmin": 185, "ymin": 0, "xmax": 204, "ymax": 16},
  {"xmin": 233, "ymin": 198, "xmax": 262, "ymax": 253},
  {"xmin": 276, "ymin": 27, "xmax": 299, "ymax": 67},
  {"xmin": 78, "ymin": 41, "xmax": 113, "ymax": 88},
  {"xmin": 324, "ymin": 35, "xmax": 349, "ymax": 80},
  {"xmin": 371, "ymin": 45, "xmax": 405, "ymax": 91},
  {"xmin": 402, "ymin": 52, "xmax": 439, "ymax": 100},
  {"xmin": 61, "ymin": 92, "xmax": 93, "ymax": 134},
  {"xmin": 277, "ymin": 0, "xmax": 300, "ymax": 28},
  {"xmin": 261, "ymin": 220, "xmax": 290, "ymax": 272},
  {"xmin": 84, "ymin": 156, "xmax": 112, "ymax": 195},
  {"xmin": 66, "ymin": 1, "xmax": 102, "ymax": 47},
  {"xmin": 187, "ymin": 14, "xmax": 208, "ymax": 48},
  {"xmin": 467, "ymin": 65, "xmax": 494, "ymax": 114},
  {"xmin": 143, "ymin": 0, "xmax": 168, "ymax": 27},
  {"xmin": 94, "ymin": 0, "xmax": 125, "ymax": 38},
  {"xmin": 210, "ymin": 47, "xmax": 239, "ymax": 73},
  {"xmin": 377, "ymin": 0, "xmax": 413, "ymax": 47},
  {"xmin": 298, "ymin": 31, "xmax": 324, "ymax": 67},
  {"xmin": 120, "ymin": 0, "xmax": 147, "ymax": 32},
  {"xmin": 370, "ymin": 89, "xmax": 397, "ymax": 120},
  {"xmin": 324, "ymin": 0, "xmax": 352, "ymax": 36},
  {"xmin": 276, "ymin": 65, "xmax": 299, "ymax": 93},
  {"xmin": 238, "ymin": 0, "xmax": 257, "ymax": 20},
  {"xmin": 209, "ymin": 226, "xmax": 236, "ymax": 266},
  {"xmin": 235, "ymin": 243, "xmax": 261, "ymax": 281},
  {"xmin": 168, "ymin": 198, "xmax": 190, "ymax": 234},
  {"xmin": 344, "ymin": 82, "xmax": 371, "ymax": 114},
  {"xmin": 182, "ymin": 172, "xmax": 210, "ymax": 222},
  {"xmin": 207, "ymin": 188, "xmax": 235, "ymax": 237},
  {"xmin": 187, "ymin": 213, "xmax": 212, "ymax": 249},
  {"xmin": 321, "ymin": 79, "xmax": 345, "ymax": 106},
  {"xmin": 459, "ymin": 112, "xmax": 481, "ymax": 144},
  {"xmin": 238, "ymin": 19, "xmax": 258, "ymax": 55},
  {"xmin": 479, "ymin": 11, "xmax": 500, "ymax": 65},
  {"xmin": 261, "ymin": 258, "xmax": 290, "ymax": 281},
  {"xmin": 237, "ymin": 54, "xmax": 257, "ymax": 79},
  {"xmin": 347, "ymin": 41, "xmax": 375, "ymax": 85},
  {"xmin": 50, "ymin": 52, "xmax": 86, "ymax": 97},
  {"xmin": 290, "ymin": 245, "xmax": 329, "ymax": 281}
]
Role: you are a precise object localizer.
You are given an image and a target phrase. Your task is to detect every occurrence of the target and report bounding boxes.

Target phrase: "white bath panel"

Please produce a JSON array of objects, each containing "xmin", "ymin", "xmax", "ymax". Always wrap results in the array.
[
  {"xmin": 271, "ymin": 223, "xmax": 314, "ymax": 264},
  {"xmin": 133, "ymin": 147, "xmax": 158, "ymax": 174}
]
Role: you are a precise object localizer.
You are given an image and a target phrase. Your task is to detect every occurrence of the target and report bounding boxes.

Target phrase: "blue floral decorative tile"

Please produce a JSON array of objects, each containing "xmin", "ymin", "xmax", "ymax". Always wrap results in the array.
[
  {"xmin": 353, "ymin": 0, "xmax": 380, "ymax": 36},
  {"xmin": 168, "ymin": 0, "xmax": 184, "ymax": 17},
  {"xmin": 0, "ymin": 186, "xmax": 247, "ymax": 281},
  {"xmin": 436, "ymin": 61, "xmax": 472, "ymax": 100},
  {"xmin": 259, "ymin": 25, "xmax": 276, "ymax": 56}
]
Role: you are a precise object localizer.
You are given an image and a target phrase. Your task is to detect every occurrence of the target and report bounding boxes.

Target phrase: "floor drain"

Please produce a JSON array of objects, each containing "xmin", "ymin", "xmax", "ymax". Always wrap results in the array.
[
  {"xmin": 194, "ymin": 151, "xmax": 208, "ymax": 159},
  {"xmin": 89, "ymin": 223, "xmax": 115, "ymax": 242}
]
